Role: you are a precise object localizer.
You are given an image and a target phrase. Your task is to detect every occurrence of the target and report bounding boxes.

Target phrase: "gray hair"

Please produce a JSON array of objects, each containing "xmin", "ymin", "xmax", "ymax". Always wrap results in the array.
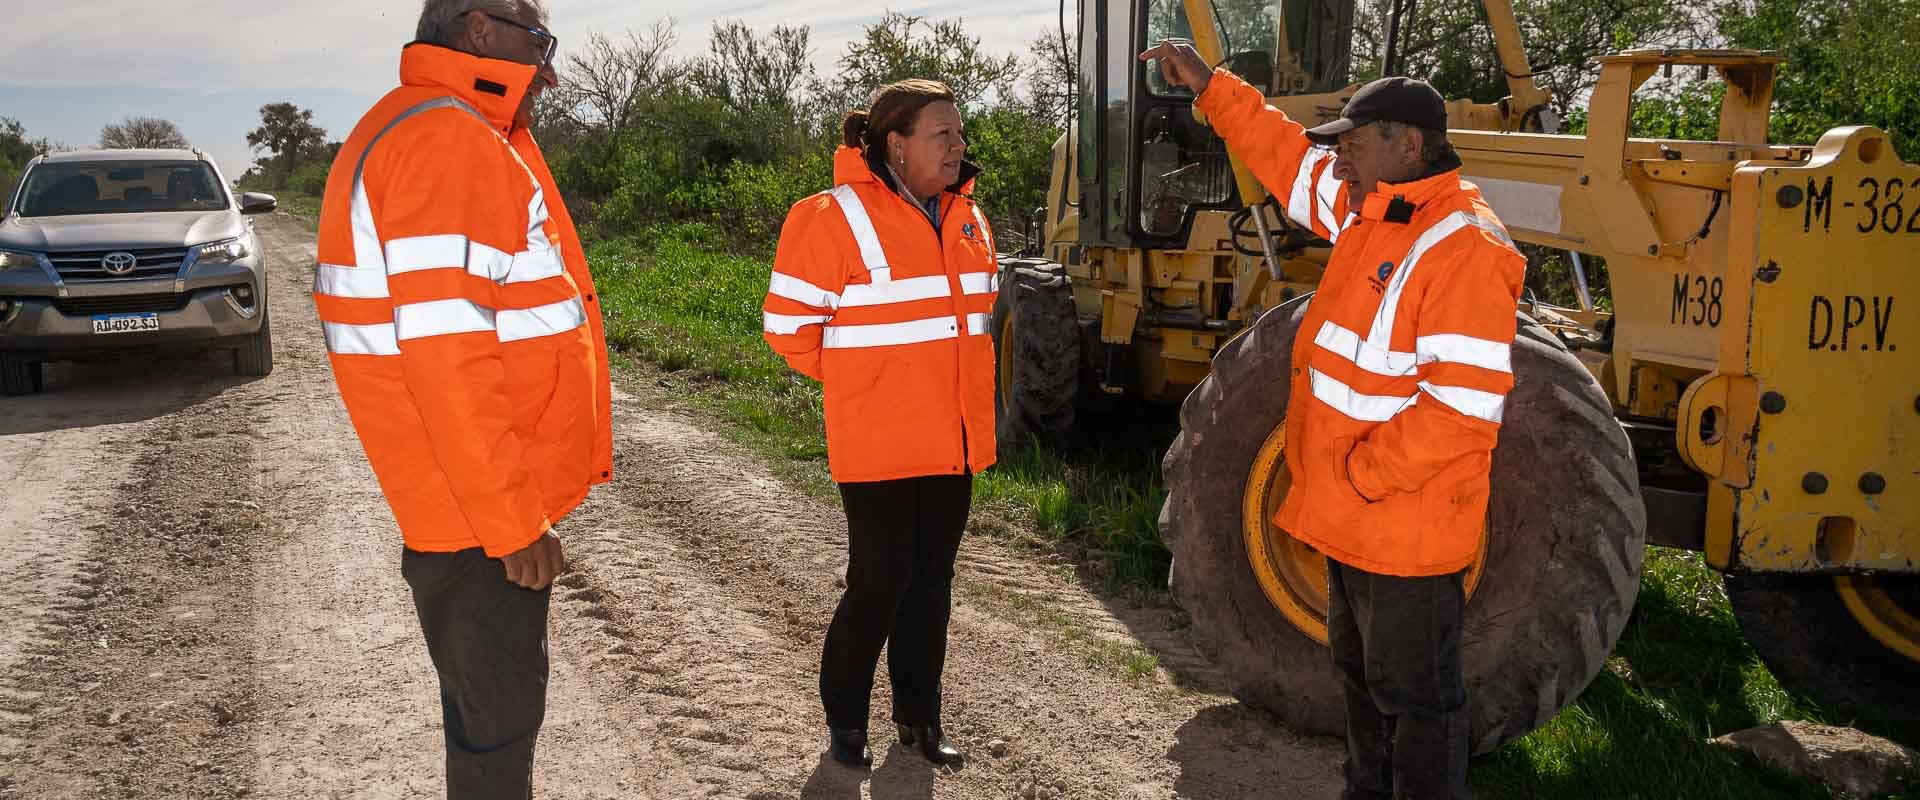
[
  {"xmin": 1377, "ymin": 120, "xmax": 1453, "ymax": 166},
  {"xmin": 416, "ymin": 0, "xmax": 548, "ymax": 47}
]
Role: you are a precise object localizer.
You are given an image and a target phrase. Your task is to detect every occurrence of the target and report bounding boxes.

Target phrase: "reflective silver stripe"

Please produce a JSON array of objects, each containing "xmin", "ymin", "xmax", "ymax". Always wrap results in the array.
[
  {"xmin": 768, "ymin": 272, "xmax": 839, "ymax": 310},
  {"xmin": 504, "ymin": 246, "xmax": 565, "ymax": 284},
  {"xmin": 820, "ymin": 312, "xmax": 990, "ymax": 349},
  {"xmin": 828, "ymin": 185, "xmax": 890, "ymax": 281},
  {"xmin": 395, "ymin": 298, "xmax": 495, "ymax": 341},
  {"xmin": 841, "ymin": 275, "xmax": 949, "ymax": 307},
  {"xmin": 970, "ymin": 204, "xmax": 996, "ymax": 253},
  {"xmin": 1365, "ymin": 212, "xmax": 1476, "ymax": 348},
  {"xmin": 1419, "ymin": 380, "xmax": 1505, "ymax": 422},
  {"xmin": 467, "ymin": 241, "xmax": 515, "ymax": 282},
  {"xmin": 1466, "ymin": 212, "xmax": 1516, "ymax": 248},
  {"xmin": 380, "ymin": 237, "xmax": 561, "ymax": 285},
  {"xmin": 839, "ymin": 272, "xmax": 998, "ymax": 308},
  {"xmin": 349, "ymin": 174, "xmax": 384, "ymax": 272},
  {"xmin": 498, "ymin": 298, "xmax": 586, "ymax": 343},
  {"xmin": 1308, "ymin": 367, "xmax": 1417, "ymax": 423},
  {"xmin": 764, "ymin": 311, "xmax": 831, "ymax": 335},
  {"xmin": 385, "ymin": 234, "xmax": 469, "ymax": 275},
  {"xmin": 523, "ymin": 163, "xmax": 554, "ymax": 251},
  {"xmin": 1313, "ymin": 162, "xmax": 1344, "ymax": 239},
  {"xmin": 314, "ymin": 263, "xmax": 389, "ymax": 299},
  {"xmin": 1314, "ymin": 320, "xmax": 1416, "ymax": 377},
  {"xmin": 343, "ymin": 96, "xmax": 484, "ymax": 275},
  {"xmin": 1288, "ymin": 148, "xmax": 1335, "ymax": 232},
  {"xmin": 1416, "ymin": 334, "xmax": 1512, "ymax": 373},
  {"xmin": 323, "ymin": 321, "xmax": 399, "ymax": 356}
]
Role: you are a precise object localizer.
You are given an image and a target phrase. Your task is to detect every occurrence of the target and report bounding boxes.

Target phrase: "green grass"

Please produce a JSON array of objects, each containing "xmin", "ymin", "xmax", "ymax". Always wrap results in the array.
[
  {"xmin": 1478, "ymin": 549, "xmax": 1840, "ymax": 799},
  {"xmin": 261, "ymin": 188, "xmax": 321, "ymax": 230},
  {"xmin": 588, "ymin": 228, "xmax": 1912, "ymax": 799},
  {"xmin": 586, "ymin": 222, "xmax": 1175, "ymax": 552},
  {"xmin": 958, "ymin": 579, "xmax": 1167, "ymax": 687}
]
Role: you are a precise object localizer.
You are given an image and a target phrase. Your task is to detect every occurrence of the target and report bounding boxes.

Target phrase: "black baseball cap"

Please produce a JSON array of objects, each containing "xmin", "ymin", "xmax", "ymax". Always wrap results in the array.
[{"xmin": 1305, "ymin": 77, "xmax": 1448, "ymax": 145}]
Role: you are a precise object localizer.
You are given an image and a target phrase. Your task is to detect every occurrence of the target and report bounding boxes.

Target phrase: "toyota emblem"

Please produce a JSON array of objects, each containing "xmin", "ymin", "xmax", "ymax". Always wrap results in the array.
[{"xmin": 101, "ymin": 251, "xmax": 138, "ymax": 275}]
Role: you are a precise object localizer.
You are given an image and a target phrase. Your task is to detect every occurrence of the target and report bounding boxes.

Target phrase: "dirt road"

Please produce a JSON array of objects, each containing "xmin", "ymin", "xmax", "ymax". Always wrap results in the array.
[{"xmin": 0, "ymin": 212, "xmax": 1341, "ymax": 799}]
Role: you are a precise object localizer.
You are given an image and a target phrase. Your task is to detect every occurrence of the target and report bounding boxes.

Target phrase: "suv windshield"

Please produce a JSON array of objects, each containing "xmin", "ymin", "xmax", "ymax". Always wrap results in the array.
[{"xmin": 18, "ymin": 161, "xmax": 229, "ymax": 217}]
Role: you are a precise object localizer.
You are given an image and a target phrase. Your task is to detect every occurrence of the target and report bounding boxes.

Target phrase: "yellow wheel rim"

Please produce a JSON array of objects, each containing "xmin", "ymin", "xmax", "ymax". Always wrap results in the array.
[
  {"xmin": 1835, "ymin": 575, "xmax": 1920, "ymax": 664},
  {"xmin": 1242, "ymin": 420, "xmax": 1488, "ymax": 644},
  {"xmin": 997, "ymin": 312, "xmax": 1017, "ymax": 414}
]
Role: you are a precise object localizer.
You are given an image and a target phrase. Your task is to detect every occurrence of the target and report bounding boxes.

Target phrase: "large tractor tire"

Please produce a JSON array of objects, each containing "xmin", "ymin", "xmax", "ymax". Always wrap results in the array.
[
  {"xmin": 1727, "ymin": 573, "xmax": 1920, "ymax": 723},
  {"xmin": 991, "ymin": 256, "xmax": 1079, "ymax": 459},
  {"xmin": 1160, "ymin": 295, "xmax": 1646, "ymax": 753}
]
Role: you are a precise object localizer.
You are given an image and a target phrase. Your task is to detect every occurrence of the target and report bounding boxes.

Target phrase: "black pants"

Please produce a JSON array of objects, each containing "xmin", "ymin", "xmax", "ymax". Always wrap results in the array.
[
  {"xmin": 820, "ymin": 474, "xmax": 972, "ymax": 730},
  {"xmin": 402, "ymin": 547, "xmax": 551, "ymax": 800},
  {"xmin": 1327, "ymin": 559, "xmax": 1472, "ymax": 800}
]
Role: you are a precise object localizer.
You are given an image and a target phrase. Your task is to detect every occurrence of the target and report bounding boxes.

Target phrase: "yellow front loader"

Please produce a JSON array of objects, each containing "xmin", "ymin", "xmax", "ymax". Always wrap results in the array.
[{"xmin": 988, "ymin": 0, "xmax": 1917, "ymax": 750}]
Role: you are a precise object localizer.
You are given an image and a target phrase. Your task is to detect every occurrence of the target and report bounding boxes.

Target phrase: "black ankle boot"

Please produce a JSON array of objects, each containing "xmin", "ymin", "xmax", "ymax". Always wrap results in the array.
[
  {"xmin": 828, "ymin": 727, "xmax": 872, "ymax": 768},
  {"xmin": 895, "ymin": 722, "xmax": 964, "ymax": 766}
]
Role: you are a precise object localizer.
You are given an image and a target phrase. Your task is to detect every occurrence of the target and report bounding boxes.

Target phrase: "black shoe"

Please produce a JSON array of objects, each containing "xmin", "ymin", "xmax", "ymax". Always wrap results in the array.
[
  {"xmin": 895, "ymin": 722, "xmax": 964, "ymax": 766},
  {"xmin": 828, "ymin": 727, "xmax": 872, "ymax": 768}
]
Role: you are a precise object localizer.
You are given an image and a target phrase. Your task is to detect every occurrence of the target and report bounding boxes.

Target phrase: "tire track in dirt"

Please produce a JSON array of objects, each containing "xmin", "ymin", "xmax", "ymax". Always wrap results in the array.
[
  {"xmin": 544, "ymin": 377, "xmax": 1346, "ymax": 799},
  {"xmin": 3, "ymin": 212, "xmax": 1344, "ymax": 799},
  {"xmin": 0, "ymin": 326, "xmax": 252, "ymax": 785},
  {"xmin": 0, "ymin": 429, "xmax": 114, "ymax": 768},
  {"xmin": 237, "ymin": 213, "xmax": 648, "ymax": 799},
  {"xmin": 0, "ymin": 376, "xmax": 270, "ymax": 799}
]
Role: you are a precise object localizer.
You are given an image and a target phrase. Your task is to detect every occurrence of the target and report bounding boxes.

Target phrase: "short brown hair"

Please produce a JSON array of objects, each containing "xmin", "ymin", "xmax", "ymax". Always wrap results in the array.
[{"xmin": 841, "ymin": 79, "xmax": 958, "ymax": 153}]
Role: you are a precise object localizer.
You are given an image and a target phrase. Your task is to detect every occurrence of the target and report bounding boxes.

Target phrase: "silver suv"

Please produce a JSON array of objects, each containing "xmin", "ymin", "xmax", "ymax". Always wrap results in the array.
[{"xmin": 0, "ymin": 148, "xmax": 275, "ymax": 395}]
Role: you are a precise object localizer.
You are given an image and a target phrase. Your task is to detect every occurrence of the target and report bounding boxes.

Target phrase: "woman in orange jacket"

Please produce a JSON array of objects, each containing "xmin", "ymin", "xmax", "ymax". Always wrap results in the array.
[{"xmin": 762, "ymin": 79, "xmax": 999, "ymax": 769}]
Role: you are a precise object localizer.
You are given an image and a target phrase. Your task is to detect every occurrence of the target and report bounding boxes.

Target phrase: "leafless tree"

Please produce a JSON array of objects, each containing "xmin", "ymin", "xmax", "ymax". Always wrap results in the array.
[
  {"xmin": 548, "ymin": 21, "xmax": 683, "ymax": 139},
  {"xmin": 98, "ymin": 116, "xmax": 189, "ymax": 150},
  {"xmin": 1025, "ymin": 28, "xmax": 1078, "ymax": 125}
]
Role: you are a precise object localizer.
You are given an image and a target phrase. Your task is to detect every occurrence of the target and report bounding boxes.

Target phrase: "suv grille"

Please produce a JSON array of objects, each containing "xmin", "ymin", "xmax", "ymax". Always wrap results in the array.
[
  {"xmin": 52, "ymin": 293, "xmax": 194, "ymax": 316},
  {"xmin": 47, "ymin": 247, "xmax": 189, "ymax": 282}
]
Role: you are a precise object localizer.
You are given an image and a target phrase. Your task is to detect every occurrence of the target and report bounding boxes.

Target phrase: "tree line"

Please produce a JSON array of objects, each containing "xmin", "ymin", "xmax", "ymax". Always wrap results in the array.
[
  {"xmin": 7, "ymin": 0, "xmax": 1914, "ymax": 257},
  {"xmin": 525, "ymin": 12, "xmax": 1068, "ymax": 251}
]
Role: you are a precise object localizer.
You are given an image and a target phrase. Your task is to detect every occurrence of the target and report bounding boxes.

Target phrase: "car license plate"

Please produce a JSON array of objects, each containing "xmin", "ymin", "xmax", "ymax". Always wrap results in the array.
[{"xmin": 91, "ymin": 313, "xmax": 160, "ymax": 334}]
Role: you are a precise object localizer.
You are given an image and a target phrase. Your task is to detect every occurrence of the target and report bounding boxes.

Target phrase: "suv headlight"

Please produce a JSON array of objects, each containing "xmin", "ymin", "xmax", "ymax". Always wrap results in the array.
[
  {"xmin": 0, "ymin": 250, "xmax": 40, "ymax": 272},
  {"xmin": 191, "ymin": 236, "xmax": 252, "ymax": 265}
]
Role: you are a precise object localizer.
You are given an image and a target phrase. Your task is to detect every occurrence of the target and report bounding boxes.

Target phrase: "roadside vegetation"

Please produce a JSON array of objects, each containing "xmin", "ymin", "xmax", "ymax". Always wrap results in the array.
[
  {"xmin": 588, "ymin": 213, "xmax": 1908, "ymax": 800},
  {"xmin": 555, "ymin": 4, "xmax": 1916, "ymax": 797},
  {"xmin": 200, "ymin": 0, "xmax": 1919, "ymax": 795}
]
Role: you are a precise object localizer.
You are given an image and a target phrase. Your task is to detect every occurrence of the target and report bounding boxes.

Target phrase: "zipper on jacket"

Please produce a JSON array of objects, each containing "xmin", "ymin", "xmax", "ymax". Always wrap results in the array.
[{"xmin": 878, "ymin": 181, "xmax": 978, "ymax": 475}]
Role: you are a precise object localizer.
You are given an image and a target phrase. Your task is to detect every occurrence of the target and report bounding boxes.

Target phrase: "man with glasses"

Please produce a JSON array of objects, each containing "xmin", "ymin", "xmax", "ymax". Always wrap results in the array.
[{"xmin": 312, "ymin": 2, "xmax": 612, "ymax": 797}]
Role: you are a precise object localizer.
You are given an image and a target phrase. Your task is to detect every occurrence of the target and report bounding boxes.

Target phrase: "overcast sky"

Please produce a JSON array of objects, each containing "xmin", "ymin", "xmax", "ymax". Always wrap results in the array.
[{"xmin": 2, "ymin": 1, "xmax": 1061, "ymax": 179}]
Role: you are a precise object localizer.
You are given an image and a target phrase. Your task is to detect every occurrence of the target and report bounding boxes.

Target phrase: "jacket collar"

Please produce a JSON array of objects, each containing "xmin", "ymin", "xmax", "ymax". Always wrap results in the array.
[
  {"xmin": 1357, "ymin": 149, "xmax": 1464, "ymax": 223},
  {"xmin": 398, "ymin": 43, "xmax": 537, "ymax": 134},
  {"xmin": 833, "ymin": 145, "xmax": 981, "ymax": 198}
]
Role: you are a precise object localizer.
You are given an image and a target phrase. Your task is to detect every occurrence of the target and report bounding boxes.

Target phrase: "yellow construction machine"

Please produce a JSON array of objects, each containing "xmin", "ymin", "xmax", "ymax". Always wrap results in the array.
[{"xmin": 989, "ymin": 0, "xmax": 1917, "ymax": 751}]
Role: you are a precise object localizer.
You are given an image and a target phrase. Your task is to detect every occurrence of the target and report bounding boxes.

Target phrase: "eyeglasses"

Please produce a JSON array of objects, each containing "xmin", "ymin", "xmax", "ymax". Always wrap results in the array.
[{"xmin": 465, "ymin": 11, "xmax": 558, "ymax": 66}]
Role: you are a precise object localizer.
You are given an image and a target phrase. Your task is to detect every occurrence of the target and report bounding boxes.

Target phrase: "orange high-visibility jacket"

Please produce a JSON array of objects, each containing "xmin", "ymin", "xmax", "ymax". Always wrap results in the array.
[
  {"xmin": 1198, "ymin": 70, "xmax": 1526, "ymax": 576},
  {"xmin": 763, "ymin": 146, "xmax": 1000, "ymax": 483},
  {"xmin": 312, "ymin": 44, "xmax": 613, "ymax": 557}
]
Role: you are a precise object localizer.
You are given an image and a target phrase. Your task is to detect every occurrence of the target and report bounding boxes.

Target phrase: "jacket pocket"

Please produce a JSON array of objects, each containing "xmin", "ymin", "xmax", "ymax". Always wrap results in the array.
[{"xmin": 1330, "ymin": 436, "xmax": 1375, "ymax": 510}]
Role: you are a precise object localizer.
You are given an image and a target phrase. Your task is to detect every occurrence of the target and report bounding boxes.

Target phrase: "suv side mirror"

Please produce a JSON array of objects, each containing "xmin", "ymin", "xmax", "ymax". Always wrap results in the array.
[{"xmin": 239, "ymin": 192, "xmax": 277, "ymax": 215}]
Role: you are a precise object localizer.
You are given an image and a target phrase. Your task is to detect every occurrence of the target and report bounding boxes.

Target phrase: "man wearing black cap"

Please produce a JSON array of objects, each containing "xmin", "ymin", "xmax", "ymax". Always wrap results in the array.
[{"xmin": 1142, "ymin": 39, "xmax": 1527, "ymax": 800}]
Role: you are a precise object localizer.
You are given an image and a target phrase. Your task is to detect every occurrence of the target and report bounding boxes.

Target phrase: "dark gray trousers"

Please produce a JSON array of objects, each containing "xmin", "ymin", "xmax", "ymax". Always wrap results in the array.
[
  {"xmin": 1327, "ymin": 559, "xmax": 1472, "ymax": 800},
  {"xmin": 402, "ymin": 547, "xmax": 551, "ymax": 800}
]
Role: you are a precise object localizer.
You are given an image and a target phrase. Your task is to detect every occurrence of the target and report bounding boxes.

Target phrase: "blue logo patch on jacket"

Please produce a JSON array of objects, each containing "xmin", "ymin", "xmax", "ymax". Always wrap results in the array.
[
  {"xmin": 1377, "ymin": 261, "xmax": 1395, "ymax": 280},
  {"xmin": 962, "ymin": 222, "xmax": 982, "ymax": 241}
]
